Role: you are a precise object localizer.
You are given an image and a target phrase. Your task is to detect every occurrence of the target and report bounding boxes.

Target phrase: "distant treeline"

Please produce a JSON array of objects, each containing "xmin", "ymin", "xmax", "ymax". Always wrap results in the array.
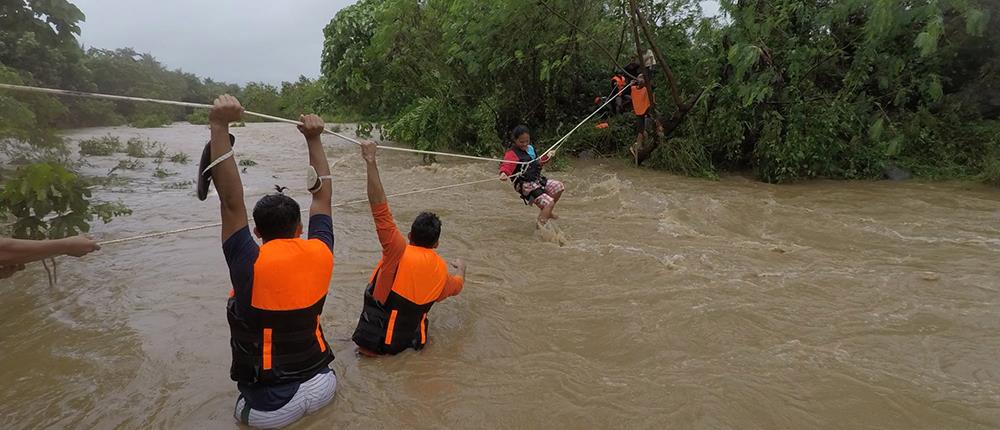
[{"xmin": 0, "ymin": 0, "xmax": 325, "ymax": 150}]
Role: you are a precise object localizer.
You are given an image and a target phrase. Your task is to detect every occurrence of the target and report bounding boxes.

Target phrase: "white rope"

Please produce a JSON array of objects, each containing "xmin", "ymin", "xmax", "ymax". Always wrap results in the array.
[
  {"xmin": 539, "ymin": 81, "xmax": 631, "ymax": 158},
  {"xmin": 0, "ymin": 83, "xmax": 624, "ymax": 165},
  {"xmin": 2, "ymin": 81, "xmax": 631, "ymax": 247},
  {"xmin": 96, "ymin": 177, "xmax": 500, "ymax": 246}
]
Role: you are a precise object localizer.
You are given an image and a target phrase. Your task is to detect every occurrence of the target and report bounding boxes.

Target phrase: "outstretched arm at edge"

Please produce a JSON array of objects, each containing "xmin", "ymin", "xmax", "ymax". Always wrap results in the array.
[{"xmin": 0, "ymin": 236, "xmax": 100, "ymax": 266}]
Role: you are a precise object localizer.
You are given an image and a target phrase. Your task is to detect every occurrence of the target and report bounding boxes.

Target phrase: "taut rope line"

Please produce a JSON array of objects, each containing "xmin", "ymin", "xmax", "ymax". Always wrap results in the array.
[
  {"xmin": 0, "ymin": 82, "xmax": 630, "ymax": 165},
  {"xmin": 0, "ymin": 82, "xmax": 631, "ymax": 246},
  {"xmin": 96, "ymin": 177, "xmax": 499, "ymax": 246}
]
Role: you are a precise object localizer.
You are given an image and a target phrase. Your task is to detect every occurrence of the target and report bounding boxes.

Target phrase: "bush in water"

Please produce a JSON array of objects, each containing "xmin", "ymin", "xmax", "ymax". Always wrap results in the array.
[
  {"xmin": 169, "ymin": 152, "xmax": 190, "ymax": 164},
  {"xmin": 115, "ymin": 158, "xmax": 145, "ymax": 171},
  {"xmin": 0, "ymin": 163, "xmax": 130, "ymax": 240},
  {"xmin": 78, "ymin": 135, "xmax": 123, "ymax": 156}
]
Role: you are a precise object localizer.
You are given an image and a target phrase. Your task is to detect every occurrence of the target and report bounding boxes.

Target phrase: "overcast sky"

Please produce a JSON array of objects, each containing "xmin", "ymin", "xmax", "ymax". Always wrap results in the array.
[
  {"xmin": 74, "ymin": 0, "xmax": 353, "ymax": 85},
  {"xmin": 74, "ymin": 0, "xmax": 720, "ymax": 86}
]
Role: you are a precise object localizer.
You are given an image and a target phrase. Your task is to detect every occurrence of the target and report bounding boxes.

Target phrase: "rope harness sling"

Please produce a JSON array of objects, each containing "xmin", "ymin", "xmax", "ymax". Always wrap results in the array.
[{"xmin": 0, "ymin": 82, "xmax": 633, "ymax": 246}]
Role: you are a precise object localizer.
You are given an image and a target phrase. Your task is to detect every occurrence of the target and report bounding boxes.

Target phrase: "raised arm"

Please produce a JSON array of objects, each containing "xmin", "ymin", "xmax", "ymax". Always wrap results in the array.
[
  {"xmin": 361, "ymin": 141, "xmax": 406, "ymax": 303},
  {"xmin": 0, "ymin": 236, "xmax": 100, "ymax": 266},
  {"xmin": 361, "ymin": 141, "xmax": 405, "ymax": 256},
  {"xmin": 361, "ymin": 141, "xmax": 387, "ymax": 206},
  {"xmin": 207, "ymin": 95, "xmax": 247, "ymax": 242},
  {"xmin": 299, "ymin": 114, "xmax": 332, "ymax": 218}
]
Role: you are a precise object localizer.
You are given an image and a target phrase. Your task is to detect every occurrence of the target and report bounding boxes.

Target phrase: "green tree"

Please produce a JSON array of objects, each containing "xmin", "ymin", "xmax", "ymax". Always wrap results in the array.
[
  {"xmin": 319, "ymin": 0, "xmax": 998, "ymax": 183},
  {"xmin": 682, "ymin": 0, "xmax": 997, "ymax": 182},
  {"xmin": 278, "ymin": 76, "xmax": 323, "ymax": 118},
  {"xmin": 0, "ymin": 163, "xmax": 130, "ymax": 240},
  {"xmin": 241, "ymin": 82, "xmax": 282, "ymax": 120}
]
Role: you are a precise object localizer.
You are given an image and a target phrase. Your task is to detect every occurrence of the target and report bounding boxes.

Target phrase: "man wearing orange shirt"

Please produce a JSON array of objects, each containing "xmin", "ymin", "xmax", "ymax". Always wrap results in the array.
[{"xmin": 351, "ymin": 141, "xmax": 467, "ymax": 356}]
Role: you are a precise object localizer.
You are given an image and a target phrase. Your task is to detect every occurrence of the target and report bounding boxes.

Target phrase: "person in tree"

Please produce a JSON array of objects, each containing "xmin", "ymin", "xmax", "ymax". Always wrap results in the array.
[
  {"xmin": 609, "ymin": 73, "xmax": 631, "ymax": 115},
  {"xmin": 628, "ymin": 73, "xmax": 663, "ymax": 163},
  {"xmin": 202, "ymin": 95, "xmax": 338, "ymax": 428},
  {"xmin": 625, "ymin": 58, "xmax": 642, "ymax": 82},
  {"xmin": 0, "ymin": 236, "xmax": 101, "ymax": 279},
  {"xmin": 643, "ymin": 49, "xmax": 657, "ymax": 82},
  {"xmin": 499, "ymin": 125, "xmax": 565, "ymax": 225}
]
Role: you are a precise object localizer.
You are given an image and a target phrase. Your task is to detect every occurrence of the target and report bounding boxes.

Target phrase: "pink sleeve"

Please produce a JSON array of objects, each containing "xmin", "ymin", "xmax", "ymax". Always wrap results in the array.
[{"xmin": 499, "ymin": 150, "xmax": 519, "ymax": 176}]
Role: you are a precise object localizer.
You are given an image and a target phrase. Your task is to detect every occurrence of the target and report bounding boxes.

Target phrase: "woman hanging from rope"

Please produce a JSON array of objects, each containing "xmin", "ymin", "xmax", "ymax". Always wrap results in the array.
[{"xmin": 499, "ymin": 125, "xmax": 565, "ymax": 225}]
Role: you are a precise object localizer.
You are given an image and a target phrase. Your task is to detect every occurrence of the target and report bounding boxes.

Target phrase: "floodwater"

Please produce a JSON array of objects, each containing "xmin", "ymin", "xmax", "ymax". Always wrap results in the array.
[{"xmin": 2, "ymin": 122, "xmax": 999, "ymax": 429}]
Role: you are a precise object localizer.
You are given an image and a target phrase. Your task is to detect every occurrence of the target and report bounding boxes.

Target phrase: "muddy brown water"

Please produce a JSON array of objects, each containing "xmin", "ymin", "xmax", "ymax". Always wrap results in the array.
[{"xmin": 1, "ymin": 123, "xmax": 999, "ymax": 429}]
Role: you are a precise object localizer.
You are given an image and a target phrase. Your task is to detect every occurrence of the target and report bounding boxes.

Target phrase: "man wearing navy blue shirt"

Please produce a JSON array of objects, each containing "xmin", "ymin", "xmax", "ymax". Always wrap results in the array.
[{"xmin": 204, "ymin": 95, "xmax": 338, "ymax": 429}]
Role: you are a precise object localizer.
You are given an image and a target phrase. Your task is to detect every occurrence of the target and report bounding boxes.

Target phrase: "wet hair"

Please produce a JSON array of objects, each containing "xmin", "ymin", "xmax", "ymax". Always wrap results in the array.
[
  {"xmin": 510, "ymin": 125, "xmax": 530, "ymax": 148},
  {"xmin": 410, "ymin": 212, "xmax": 441, "ymax": 248},
  {"xmin": 253, "ymin": 194, "xmax": 301, "ymax": 242}
]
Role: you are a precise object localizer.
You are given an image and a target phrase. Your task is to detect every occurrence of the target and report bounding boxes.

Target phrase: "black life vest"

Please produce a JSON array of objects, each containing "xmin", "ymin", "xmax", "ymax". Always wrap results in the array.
[
  {"xmin": 228, "ymin": 239, "xmax": 335, "ymax": 385},
  {"xmin": 510, "ymin": 147, "xmax": 547, "ymax": 205},
  {"xmin": 352, "ymin": 283, "xmax": 434, "ymax": 355}
]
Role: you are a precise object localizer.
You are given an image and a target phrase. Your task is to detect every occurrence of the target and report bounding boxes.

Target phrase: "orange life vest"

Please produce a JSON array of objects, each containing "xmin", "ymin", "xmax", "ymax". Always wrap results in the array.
[
  {"xmin": 611, "ymin": 75, "xmax": 626, "ymax": 91},
  {"xmin": 228, "ymin": 238, "xmax": 334, "ymax": 385},
  {"xmin": 631, "ymin": 84, "xmax": 651, "ymax": 116},
  {"xmin": 352, "ymin": 245, "xmax": 449, "ymax": 355}
]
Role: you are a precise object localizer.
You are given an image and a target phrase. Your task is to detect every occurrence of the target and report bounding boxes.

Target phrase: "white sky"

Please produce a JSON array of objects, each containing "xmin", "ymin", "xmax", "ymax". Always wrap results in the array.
[
  {"xmin": 74, "ymin": 0, "xmax": 353, "ymax": 85},
  {"xmin": 701, "ymin": 1, "xmax": 721, "ymax": 16},
  {"xmin": 73, "ymin": 1, "xmax": 722, "ymax": 85}
]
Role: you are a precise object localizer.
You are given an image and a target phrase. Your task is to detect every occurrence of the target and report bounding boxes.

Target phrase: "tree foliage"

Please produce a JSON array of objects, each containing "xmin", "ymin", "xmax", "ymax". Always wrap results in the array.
[
  {"xmin": 0, "ymin": 163, "xmax": 131, "ymax": 240},
  {"xmin": 321, "ymin": 0, "xmax": 627, "ymax": 155},
  {"xmin": 0, "ymin": 1, "xmax": 329, "ymax": 240},
  {"xmin": 321, "ymin": 0, "xmax": 999, "ymax": 183}
]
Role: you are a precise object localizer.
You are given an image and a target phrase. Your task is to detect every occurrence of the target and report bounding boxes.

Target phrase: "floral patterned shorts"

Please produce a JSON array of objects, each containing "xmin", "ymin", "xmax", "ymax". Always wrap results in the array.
[{"xmin": 520, "ymin": 180, "xmax": 564, "ymax": 209}]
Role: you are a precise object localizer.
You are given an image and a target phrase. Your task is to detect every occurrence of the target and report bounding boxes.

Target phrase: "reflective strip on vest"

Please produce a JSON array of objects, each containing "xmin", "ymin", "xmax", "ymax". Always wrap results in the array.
[
  {"xmin": 420, "ymin": 314, "xmax": 427, "ymax": 344},
  {"xmin": 262, "ymin": 328, "xmax": 273, "ymax": 370},
  {"xmin": 385, "ymin": 310, "xmax": 398, "ymax": 345},
  {"xmin": 315, "ymin": 316, "xmax": 326, "ymax": 353}
]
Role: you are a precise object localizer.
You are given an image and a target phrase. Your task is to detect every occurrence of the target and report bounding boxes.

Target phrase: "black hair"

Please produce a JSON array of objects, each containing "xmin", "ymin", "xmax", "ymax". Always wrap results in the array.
[
  {"xmin": 511, "ymin": 125, "xmax": 530, "ymax": 141},
  {"xmin": 253, "ymin": 194, "xmax": 301, "ymax": 242},
  {"xmin": 410, "ymin": 212, "xmax": 441, "ymax": 248},
  {"xmin": 510, "ymin": 125, "xmax": 530, "ymax": 149}
]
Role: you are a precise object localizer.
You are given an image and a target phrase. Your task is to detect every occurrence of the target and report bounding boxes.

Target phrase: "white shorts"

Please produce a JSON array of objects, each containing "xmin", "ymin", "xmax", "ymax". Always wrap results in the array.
[{"xmin": 234, "ymin": 371, "xmax": 337, "ymax": 429}]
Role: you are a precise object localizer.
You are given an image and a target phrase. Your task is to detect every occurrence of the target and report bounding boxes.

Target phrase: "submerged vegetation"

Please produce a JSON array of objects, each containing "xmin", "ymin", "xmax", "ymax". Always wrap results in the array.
[{"xmin": 78, "ymin": 135, "xmax": 123, "ymax": 156}]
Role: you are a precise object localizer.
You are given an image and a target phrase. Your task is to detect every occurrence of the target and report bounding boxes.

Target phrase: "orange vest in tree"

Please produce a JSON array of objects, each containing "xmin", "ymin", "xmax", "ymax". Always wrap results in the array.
[
  {"xmin": 611, "ymin": 75, "xmax": 626, "ymax": 91},
  {"xmin": 631, "ymin": 84, "xmax": 651, "ymax": 116}
]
